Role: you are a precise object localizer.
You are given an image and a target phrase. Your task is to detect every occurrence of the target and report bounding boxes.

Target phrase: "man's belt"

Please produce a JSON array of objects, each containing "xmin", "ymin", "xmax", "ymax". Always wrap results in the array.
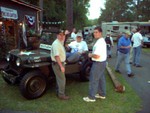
[{"xmin": 52, "ymin": 61, "xmax": 65, "ymax": 65}]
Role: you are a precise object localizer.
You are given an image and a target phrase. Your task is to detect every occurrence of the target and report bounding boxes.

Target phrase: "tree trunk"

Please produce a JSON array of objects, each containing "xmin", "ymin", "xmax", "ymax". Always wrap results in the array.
[{"xmin": 66, "ymin": 0, "xmax": 73, "ymax": 31}]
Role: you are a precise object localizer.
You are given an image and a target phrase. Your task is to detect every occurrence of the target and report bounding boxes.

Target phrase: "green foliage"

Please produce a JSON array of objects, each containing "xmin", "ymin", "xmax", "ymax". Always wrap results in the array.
[
  {"xmin": 0, "ymin": 71, "xmax": 142, "ymax": 113},
  {"xmin": 43, "ymin": 0, "xmax": 66, "ymax": 21},
  {"xmin": 99, "ymin": 0, "xmax": 134, "ymax": 23},
  {"xmin": 136, "ymin": 0, "xmax": 150, "ymax": 21},
  {"xmin": 73, "ymin": 0, "xmax": 90, "ymax": 29},
  {"xmin": 98, "ymin": 0, "xmax": 150, "ymax": 23},
  {"xmin": 23, "ymin": 0, "xmax": 90, "ymax": 30}
]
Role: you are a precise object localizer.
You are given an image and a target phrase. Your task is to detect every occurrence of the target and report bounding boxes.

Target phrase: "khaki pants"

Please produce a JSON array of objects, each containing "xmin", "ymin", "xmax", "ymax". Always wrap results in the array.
[
  {"xmin": 129, "ymin": 46, "xmax": 133, "ymax": 62},
  {"xmin": 52, "ymin": 63, "xmax": 66, "ymax": 96}
]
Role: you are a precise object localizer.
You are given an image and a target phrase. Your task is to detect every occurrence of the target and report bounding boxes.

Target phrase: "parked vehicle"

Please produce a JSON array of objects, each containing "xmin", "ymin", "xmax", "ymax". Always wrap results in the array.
[
  {"xmin": 0, "ymin": 30, "xmax": 92, "ymax": 99},
  {"xmin": 102, "ymin": 21, "xmax": 150, "ymax": 46},
  {"xmin": 142, "ymin": 34, "xmax": 150, "ymax": 47},
  {"xmin": 83, "ymin": 25, "xmax": 96, "ymax": 38}
]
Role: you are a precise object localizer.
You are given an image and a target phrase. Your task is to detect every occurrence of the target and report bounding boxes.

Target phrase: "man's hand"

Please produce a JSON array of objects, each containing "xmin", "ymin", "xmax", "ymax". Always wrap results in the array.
[
  {"xmin": 65, "ymin": 30, "xmax": 70, "ymax": 35},
  {"xmin": 88, "ymin": 53, "xmax": 92, "ymax": 58},
  {"xmin": 126, "ymin": 46, "xmax": 131, "ymax": 48},
  {"xmin": 88, "ymin": 53, "xmax": 100, "ymax": 59},
  {"xmin": 60, "ymin": 66, "xmax": 65, "ymax": 73},
  {"xmin": 55, "ymin": 56, "xmax": 65, "ymax": 73}
]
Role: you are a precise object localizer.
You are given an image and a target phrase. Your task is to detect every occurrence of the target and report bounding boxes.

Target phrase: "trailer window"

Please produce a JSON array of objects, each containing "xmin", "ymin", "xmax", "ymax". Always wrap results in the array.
[
  {"xmin": 125, "ymin": 26, "xmax": 128, "ymax": 29},
  {"xmin": 113, "ymin": 26, "xmax": 119, "ymax": 30}
]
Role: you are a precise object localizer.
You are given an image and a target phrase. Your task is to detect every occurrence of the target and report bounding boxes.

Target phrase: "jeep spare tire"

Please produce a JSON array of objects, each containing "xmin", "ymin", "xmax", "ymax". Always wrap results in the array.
[{"xmin": 19, "ymin": 70, "xmax": 47, "ymax": 99}]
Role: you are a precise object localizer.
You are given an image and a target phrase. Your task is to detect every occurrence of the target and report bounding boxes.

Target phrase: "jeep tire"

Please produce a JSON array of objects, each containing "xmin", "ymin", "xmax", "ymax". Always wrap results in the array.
[
  {"xmin": 19, "ymin": 70, "xmax": 47, "ymax": 99},
  {"xmin": 80, "ymin": 61, "xmax": 92, "ymax": 81}
]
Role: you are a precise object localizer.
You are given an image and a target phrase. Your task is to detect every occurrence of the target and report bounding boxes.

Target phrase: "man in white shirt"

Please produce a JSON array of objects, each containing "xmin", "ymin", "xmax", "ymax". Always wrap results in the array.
[
  {"xmin": 83, "ymin": 26, "xmax": 107, "ymax": 102},
  {"xmin": 131, "ymin": 28, "xmax": 143, "ymax": 67},
  {"xmin": 71, "ymin": 28, "xmax": 77, "ymax": 40},
  {"xmin": 66, "ymin": 33, "xmax": 88, "ymax": 63}
]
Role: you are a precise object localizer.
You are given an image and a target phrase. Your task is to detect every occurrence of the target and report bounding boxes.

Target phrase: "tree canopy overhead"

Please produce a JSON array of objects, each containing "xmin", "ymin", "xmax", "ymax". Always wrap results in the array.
[
  {"xmin": 23, "ymin": 0, "xmax": 90, "ymax": 29},
  {"xmin": 22, "ymin": 0, "xmax": 150, "ymax": 28},
  {"xmin": 98, "ymin": 0, "xmax": 150, "ymax": 23}
]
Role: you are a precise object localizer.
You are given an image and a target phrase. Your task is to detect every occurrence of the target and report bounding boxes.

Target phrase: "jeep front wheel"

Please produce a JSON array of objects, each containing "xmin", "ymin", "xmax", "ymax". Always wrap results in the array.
[
  {"xmin": 80, "ymin": 61, "xmax": 92, "ymax": 81},
  {"xmin": 19, "ymin": 70, "xmax": 47, "ymax": 99}
]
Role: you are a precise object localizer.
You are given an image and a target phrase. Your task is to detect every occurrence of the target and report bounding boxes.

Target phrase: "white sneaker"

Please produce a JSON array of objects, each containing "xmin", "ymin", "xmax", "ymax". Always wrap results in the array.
[
  {"xmin": 95, "ymin": 94, "xmax": 106, "ymax": 99},
  {"xmin": 83, "ymin": 97, "xmax": 96, "ymax": 102}
]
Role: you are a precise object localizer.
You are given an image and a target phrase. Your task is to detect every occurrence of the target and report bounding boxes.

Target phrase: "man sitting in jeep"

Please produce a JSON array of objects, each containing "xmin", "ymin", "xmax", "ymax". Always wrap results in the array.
[{"xmin": 66, "ymin": 33, "xmax": 88, "ymax": 63}]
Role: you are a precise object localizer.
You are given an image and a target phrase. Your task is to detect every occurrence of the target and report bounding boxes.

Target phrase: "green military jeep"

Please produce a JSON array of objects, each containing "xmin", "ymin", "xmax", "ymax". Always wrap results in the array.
[{"xmin": 1, "ymin": 30, "xmax": 92, "ymax": 99}]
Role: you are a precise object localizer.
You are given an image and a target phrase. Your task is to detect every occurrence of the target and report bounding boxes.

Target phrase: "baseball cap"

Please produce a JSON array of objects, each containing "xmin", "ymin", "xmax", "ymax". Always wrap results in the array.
[
  {"xmin": 107, "ymin": 32, "xmax": 111, "ymax": 35},
  {"xmin": 76, "ymin": 33, "xmax": 83, "ymax": 38},
  {"xmin": 125, "ymin": 31, "xmax": 131, "ymax": 35}
]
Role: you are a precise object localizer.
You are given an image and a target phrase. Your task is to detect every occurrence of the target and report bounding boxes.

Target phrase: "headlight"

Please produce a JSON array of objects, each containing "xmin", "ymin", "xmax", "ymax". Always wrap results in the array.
[
  {"xmin": 16, "ymin": 58, "xmax": 21, "ymax": 66},
  {"xmin": 6, "ymin": 54, "xmax": 10, "ymax": 62}
]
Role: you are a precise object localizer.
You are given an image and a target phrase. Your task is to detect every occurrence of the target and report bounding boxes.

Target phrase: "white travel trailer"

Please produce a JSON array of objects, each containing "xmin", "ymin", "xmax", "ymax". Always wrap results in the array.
[
  {"xmin": 101, "ymin": 21, "xmax": 150, "ymax": 47},
  {"xmin": 102, "ymin": 21, "xmax": 137, "ymax": 40},
  {"xmin": 102, "ymin": 21, "xmax": 149, "ymax": 37},
  {"xmin": 83, "ymin": 25, "xmax": 96, "ymax": 37}
]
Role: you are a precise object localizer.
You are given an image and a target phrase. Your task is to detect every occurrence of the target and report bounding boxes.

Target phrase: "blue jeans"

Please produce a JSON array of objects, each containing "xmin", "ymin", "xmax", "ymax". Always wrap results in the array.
[
  {"xmin": 89, "ymin": 61, "xmax": 106, "ymax": 99},
  {"xmin": 66, "ymin": 52, "xmax": 80, "ymax": 63},
  {"xmin": 115, "ymin": 51, "xmax": 131, "ymax": 74},
  {"xmin": 133, "ymin": 45, "xmax": 142, "ymax": 66}
]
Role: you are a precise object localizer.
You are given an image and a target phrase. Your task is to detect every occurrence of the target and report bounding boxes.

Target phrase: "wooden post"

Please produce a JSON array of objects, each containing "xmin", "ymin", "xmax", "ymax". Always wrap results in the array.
[{"xmin": 106, "ymin": 64, "xmax": 125, "ymax": 93}]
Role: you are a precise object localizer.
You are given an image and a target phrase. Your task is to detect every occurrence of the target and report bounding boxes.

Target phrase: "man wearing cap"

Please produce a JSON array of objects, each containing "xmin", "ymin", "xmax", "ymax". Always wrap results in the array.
[
  {"xmin": 115, "ymin": 31, "xmax": 134, "ymax": 77},
  {"xmin": 51, "ymin": 29, "xmax": 70, "ymax": 100},
  {"xmin": 66, "ymin": 32, "xmax": 88, "ymax": 63},
  {"xmin": 131, "ymin": 28, "xmax": 143, "ymax": 67}
]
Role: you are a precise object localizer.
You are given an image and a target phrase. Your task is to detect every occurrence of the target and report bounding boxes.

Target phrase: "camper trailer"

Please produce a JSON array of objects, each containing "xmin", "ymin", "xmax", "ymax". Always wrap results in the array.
[
  {"xmin": 83, "ymin": 25, "xmax": 96, "ymax": 38},
  {"xmin": 102, "ymin": 21, "xmax": 138, "ymax": 40},
  {"xmin": 102, "ymin": 21, "xmax": 150, "ymax": 47}
]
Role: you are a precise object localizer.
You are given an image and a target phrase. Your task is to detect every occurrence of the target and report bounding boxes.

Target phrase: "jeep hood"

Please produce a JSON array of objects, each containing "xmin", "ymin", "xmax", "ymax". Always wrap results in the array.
[{"xmin": 9, "ymin": 49, "xmax": 51, "ymax": 61}]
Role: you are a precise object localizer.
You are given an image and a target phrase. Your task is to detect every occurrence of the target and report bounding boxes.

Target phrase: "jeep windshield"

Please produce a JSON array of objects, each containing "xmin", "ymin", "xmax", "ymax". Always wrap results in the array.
[{"xmin": 40, "ymin": 30, "xmax": 57, "ymax": 45}]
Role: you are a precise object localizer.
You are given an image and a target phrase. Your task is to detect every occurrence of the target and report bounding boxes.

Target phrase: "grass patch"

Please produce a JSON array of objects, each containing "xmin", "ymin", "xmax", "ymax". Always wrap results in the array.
[
  {"xmin": 0, "ymin": 71, "xmax": 141, "ymax": 113},
  {"xmin": 142, "ymin": 47, "xmax": 150, "ymax": 54}
]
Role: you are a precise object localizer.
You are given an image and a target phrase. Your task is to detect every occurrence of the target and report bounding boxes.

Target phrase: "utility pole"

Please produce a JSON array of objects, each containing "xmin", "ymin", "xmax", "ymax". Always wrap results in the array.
[{"xmin": 66, "ymin": 0, "xmax": 73, "ymax": 32}]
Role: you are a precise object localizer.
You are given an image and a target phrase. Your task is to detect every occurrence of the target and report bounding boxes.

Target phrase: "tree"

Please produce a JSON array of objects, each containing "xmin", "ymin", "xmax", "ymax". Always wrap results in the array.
[
  {"xmin": 98, "ymin": 0, "xmax": 135, "ymax": 23},
  {"xmin": 98, "ymin": 0, "xmax": 150, "ymax": 23},
  {"xmin": 22, "ymin": 0, "xmax": 90, "ymax": 29},
  {"xmin": 73, "ymin": 0, "xmax": 90, "ymax": 29},
  {"xmin": 135, "ymin": 0, "xmax": 150, "ymax": 21}
]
